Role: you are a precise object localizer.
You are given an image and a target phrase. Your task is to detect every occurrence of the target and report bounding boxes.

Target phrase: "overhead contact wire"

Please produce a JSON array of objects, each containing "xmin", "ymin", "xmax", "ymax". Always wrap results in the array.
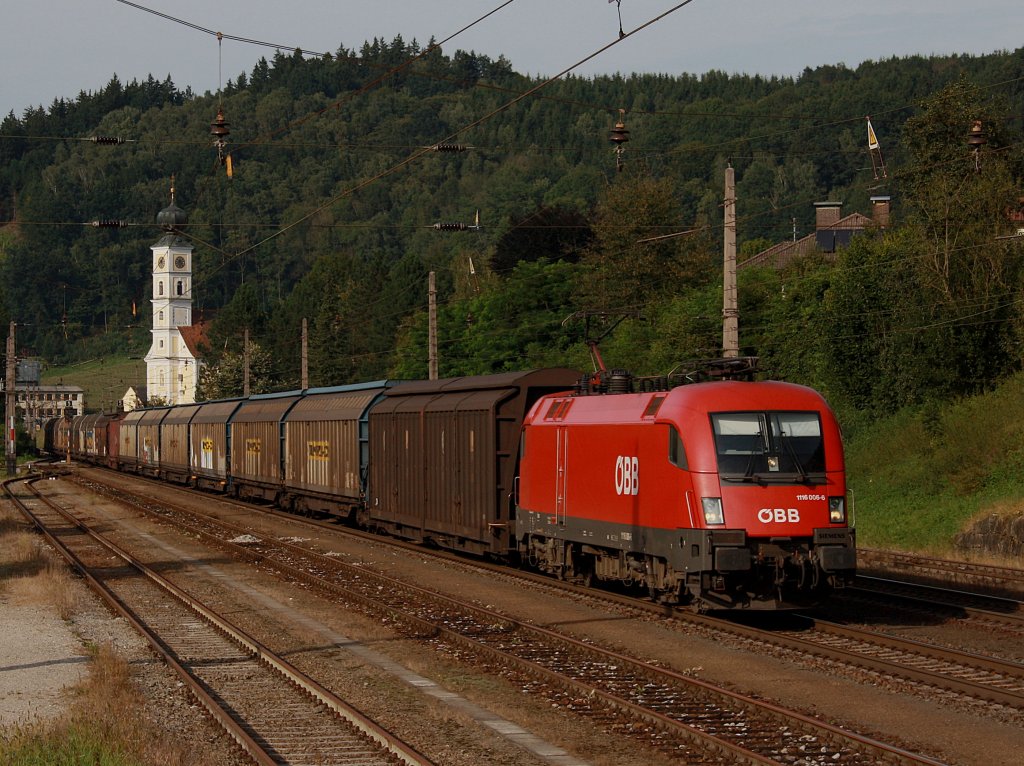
[{"xmin": 230, "ymin": 0, "xmax": 700, "ymax": 262}]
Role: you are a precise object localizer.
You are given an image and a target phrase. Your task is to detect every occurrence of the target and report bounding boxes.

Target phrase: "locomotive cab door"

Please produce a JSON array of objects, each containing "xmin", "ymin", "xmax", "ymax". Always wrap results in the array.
[{"xmin": 555, "ymin": 426, "xmax": 568, "ymax": 526}]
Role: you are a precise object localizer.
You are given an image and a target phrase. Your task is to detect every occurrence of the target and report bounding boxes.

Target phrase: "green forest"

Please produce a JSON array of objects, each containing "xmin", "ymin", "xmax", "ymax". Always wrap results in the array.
[{"xmin": 2, "ymin": 40, "xmax": 1024, "ymax": 433}]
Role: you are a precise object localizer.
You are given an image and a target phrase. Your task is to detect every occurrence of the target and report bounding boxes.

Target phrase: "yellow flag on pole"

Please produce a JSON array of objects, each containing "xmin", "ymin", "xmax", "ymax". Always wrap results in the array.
[{"xmin": 867, "ymin": 118, "xmax": 880, "ymax": 150}]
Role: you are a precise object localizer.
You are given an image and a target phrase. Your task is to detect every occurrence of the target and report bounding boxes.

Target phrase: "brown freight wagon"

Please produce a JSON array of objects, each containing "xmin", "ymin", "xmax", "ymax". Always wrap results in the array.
[
  {"xmin": 74, "ymin": 413, "xmax": 98, "ymax": 460},
  {"xmin": 137, "ymin": 407, "xmax": 170, "ymax": 477},
  {"xmin": 281, "ymin": 381, "xmax": 397, "ymax": 517},
  {"xmin": 189, "ymin": 399, "xmax": 244, "ymax": 491},
  {"xmin": 229, "ymin": 392, "xmax": 302, "ymax": 502},
  {"xmin": 101, "ymin": 412, "xmax": 125, "ymax": 469},
  {"xmin": 68, "ymin": 414, "xmax": 88, "ymax": 461},
  {"xmin": 160, "ymin": 404, "xmax": 201, "ymax": 484},
  {"xmin": 53, "ymin": 417, "xmax": 72, "ymax": 459},
  {"xmin": 367, "ymin": 369, "xmax": 579, "ymax": 556},
  {"xmin": 79, "ymin": 412, "xmax": 118, "ymax": 465},
  {"xmin": 118, "ymin": 409, "xmax": 147, "ymax": 472}
]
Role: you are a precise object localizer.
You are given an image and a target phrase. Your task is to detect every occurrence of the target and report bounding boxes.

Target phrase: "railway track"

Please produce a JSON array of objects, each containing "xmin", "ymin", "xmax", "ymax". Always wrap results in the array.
[
  {"xmin": 703, "ymin": 611, "xmax": 1024, "ymax": 710},
  {"xmin": 3, "ymin": 476, "xmax": 431, "ymax": 766},
  {"xmin": 841, "ymin": 576, "xmax": 1024, "ymax": 638},
  {"xmin": 66, "ymin": 468, "xmax": 947, "ymax": 765},
  {"xmin": 858, "ymin": 547, "xmax": 1024, "ymax": 600}
]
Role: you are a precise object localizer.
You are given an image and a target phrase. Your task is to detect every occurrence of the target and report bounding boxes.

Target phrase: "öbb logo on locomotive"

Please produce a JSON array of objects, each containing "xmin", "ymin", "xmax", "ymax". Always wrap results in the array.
[
  {"xmin": 614, "ymin": 455, "xmax": 639, "ymax": 496},
  {"xmin": 757, "ymin": 508, "xmax": 801, "ymax": 524}
]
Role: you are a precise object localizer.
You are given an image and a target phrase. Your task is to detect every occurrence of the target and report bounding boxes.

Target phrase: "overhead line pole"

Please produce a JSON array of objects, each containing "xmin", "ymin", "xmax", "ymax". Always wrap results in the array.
[
  {"xmin": 301, "ymin": 318, "xmax": 309, "ymax": 390},
  {"xmin": 722, "ymin": 165, "xmax": 739, "ymax": 358},
  {"xmin": 243, "ymin": 328, "xmax": 250, "ymax": 397},
  {"xmin": 6, "ymin": 322, "xmax": 16, "ymax": 476},
  {"xmin": 428, "ymin": 272, "xmax": 438, "ymax": 381}
]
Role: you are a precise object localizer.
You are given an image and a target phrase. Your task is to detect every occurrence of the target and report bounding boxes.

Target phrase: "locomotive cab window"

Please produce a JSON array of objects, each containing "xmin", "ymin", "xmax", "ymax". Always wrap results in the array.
[
  {"xmin": 668, "ymin": 425, "xmax": 687, "ymax": 469},
  {"xmin": 711, "ymin": 412, "xmax": 825, "ymax": 482}
]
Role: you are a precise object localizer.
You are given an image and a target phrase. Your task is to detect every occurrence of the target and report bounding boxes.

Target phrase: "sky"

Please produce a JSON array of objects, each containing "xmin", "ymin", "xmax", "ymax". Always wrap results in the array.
[{"xmin": 3, "ymin": 0, "xmax": 1023, "ymax": 118}]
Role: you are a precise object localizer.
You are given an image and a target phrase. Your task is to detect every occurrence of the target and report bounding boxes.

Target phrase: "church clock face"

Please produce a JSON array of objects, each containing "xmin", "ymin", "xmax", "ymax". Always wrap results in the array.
[
  {"xmin": 157, "ymin": 256, "xmax": 165, "ymax": 269},
  {"xmin": 174, "ymin": 255, "xmax": 186, "ymax": 270}
]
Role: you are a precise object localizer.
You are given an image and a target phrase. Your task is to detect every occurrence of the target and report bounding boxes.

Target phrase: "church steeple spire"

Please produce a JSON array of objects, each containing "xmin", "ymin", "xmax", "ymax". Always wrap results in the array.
[
  {"xmin": 156, "ymin": 175, "xmax": 188, "ymax": 234},
  {"xmin": 145, "ymin": 178, "xmax": 198, "ymax": 405}
]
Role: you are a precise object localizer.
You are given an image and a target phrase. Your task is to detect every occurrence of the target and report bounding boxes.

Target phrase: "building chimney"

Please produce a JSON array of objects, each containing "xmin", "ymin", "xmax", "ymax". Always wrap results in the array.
[
  {"xmin": 870, "ymin": 196, "xmax": 891, "ymax": 228},
  {"xmin": 814, "ymin": 201, "xmax": 842, "ymax": 230}
]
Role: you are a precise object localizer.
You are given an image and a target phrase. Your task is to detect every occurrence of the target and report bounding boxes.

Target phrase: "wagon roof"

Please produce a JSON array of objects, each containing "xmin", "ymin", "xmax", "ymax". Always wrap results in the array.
[
  {"xmin": 121, "ymin": 409, "xmax": 148, "ymax": 425},
  {"xmin": 137, "ymin": 407, "xmax": 171, "ymax": 426},
  {"xmin": 230, "ymin": 395, "xmax": 302, "ymax": 423},
  {"xmin": 191, "ymin": 398, "xmax": 245, "ymax": 424},
  {"xmin": 302, "ymin": 380, "xmax": 397, "ymax": 395},
  {"xmin": 385, "ymin": 368, "xmax": 578, "ymax": 397},
  {"xmin": 286, "ymin": 386, "xmax": 390, "ymax": 421},
  {"xmin": 161, "ymin": 404, "xmax": 203, "ymax": 425}
]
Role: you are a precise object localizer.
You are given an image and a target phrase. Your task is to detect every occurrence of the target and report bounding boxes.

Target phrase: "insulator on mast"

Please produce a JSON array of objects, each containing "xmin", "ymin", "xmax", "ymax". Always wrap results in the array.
[
  {"xmin": 210, "ymin": 108, "xmax": 230, "ymax": 166},
  {"xmin": 608, "ymin": 108, "xmax": 630, "ymax": 172},
  {"xmin": 967, "ymin": 120, "xmax": 987, "ymax": 172},
  {"xmin": 433, "ymin": 210, "xmax": 480, "ymax": 232}
]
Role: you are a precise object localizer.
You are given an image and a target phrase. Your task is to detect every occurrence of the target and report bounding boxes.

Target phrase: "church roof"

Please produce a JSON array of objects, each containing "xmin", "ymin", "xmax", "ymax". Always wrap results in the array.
[{"xmin": 178, "ymin": 320, "xmax": 210, "ymax": 359}]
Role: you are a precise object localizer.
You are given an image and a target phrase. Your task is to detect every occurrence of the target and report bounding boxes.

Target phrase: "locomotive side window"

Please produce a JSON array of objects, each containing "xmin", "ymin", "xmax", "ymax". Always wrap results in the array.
[
  {"xmin": 711, "ymin": 412, "xmax": 824, "ymax": 481},
  {"xmin": 668, "ymin": 425, "xmax": 687, "ymax": 469}
]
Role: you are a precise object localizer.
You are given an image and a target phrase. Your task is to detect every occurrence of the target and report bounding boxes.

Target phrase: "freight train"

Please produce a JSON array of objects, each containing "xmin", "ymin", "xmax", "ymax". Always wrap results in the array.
[{"xmin": 43, "ymin": 362, "xmax": 855, "ymax": 610}]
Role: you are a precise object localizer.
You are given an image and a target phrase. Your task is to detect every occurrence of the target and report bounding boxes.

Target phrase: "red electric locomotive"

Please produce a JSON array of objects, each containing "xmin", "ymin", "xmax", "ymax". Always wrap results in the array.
[{"xmin": 515, "ymin": 363, "xmax": 855, "ymax": 610}]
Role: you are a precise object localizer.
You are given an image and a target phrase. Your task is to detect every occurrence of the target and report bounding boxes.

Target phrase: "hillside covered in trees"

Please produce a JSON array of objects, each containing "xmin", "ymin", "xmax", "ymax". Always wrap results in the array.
[{"xmin": 2, "ymin": 40, "xmax": 1023, "ymax": 429}]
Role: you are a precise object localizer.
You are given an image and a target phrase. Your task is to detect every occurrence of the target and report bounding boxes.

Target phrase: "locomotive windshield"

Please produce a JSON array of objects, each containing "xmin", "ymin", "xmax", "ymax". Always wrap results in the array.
[{"xmin": 711, "ymin": 411, "xmax": 825, "ymax": 482}]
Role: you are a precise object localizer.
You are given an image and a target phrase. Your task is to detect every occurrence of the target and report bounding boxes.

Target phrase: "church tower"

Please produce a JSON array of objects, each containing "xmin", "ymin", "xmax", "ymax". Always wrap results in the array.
[{"xmin": 145, "ymin": 182, "xmax": 199, "ymax": 404}]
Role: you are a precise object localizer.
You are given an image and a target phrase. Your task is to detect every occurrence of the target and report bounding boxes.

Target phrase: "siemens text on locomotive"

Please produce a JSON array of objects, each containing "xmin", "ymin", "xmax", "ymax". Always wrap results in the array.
[{"xmin": 43, "ymin": 362, "xmax": 855, "ymax": 610}]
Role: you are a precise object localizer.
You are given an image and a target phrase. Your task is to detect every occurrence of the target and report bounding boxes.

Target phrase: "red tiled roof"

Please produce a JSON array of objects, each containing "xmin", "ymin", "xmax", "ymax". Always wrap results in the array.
[{"xmin": 177, "ymin": 320, "xmax": 210, "ymax": 359}]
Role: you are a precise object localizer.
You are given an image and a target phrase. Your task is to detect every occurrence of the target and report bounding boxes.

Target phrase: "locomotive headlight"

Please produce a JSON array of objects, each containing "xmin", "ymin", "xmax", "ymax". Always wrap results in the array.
[
  {"xmin": 701, "ymin": 497, "xmax": 724, "ymax": 525},
  {"xmin": 828, "ymin": 496, "xmax": 846, "ymax": 523}
]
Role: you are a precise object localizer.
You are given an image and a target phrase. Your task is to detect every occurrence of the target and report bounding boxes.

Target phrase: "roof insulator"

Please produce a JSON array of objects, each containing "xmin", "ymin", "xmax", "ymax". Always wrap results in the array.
[
  {"xmin": 609, "ymin": 108, "xmax": 630, "ymax": 172},
  {"xmin": 967, "ymin": 120, "xmax": 987, "ymax": 149},
  {"xmin": 608, "ymin": 109, "xmax": 630, "ymax": 147},
  {"xmin": 210, "ymin": 108, "xmax": 231, "ymax": 140}
]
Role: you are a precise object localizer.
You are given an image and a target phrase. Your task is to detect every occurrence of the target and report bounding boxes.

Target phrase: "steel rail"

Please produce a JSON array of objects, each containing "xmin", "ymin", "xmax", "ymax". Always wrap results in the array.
[
  {"xmin": 847, "ymin": 576, "xmax": 1024, "ymax": 630},
  {"xmin": 5, "ymin": 476, "xmax": 432, "ymax": 766},
  {"xmin": 73, "ymin": 469, "xmax": 948, "ymax": 766}
]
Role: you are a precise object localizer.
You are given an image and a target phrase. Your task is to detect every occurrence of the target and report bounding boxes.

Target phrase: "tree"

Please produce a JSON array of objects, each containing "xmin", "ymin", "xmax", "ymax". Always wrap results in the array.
[
  {"xmin": 580, "ymin": 174, "xmax": 716, "ymax": 311},
  {"xmin": 196, "ymin": 341, "xmax": 275, "ymax": 400},
  {"xmin": 899, "ymin": 77, "xmax": 1020, "ymax": 303},
  {"xmin": 391, "ymin": 258, "xmax": 583, "ymax": 378},
  {"xmin": 489, "ymin": 205, "xmax": 591, "ymax": 273}
]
